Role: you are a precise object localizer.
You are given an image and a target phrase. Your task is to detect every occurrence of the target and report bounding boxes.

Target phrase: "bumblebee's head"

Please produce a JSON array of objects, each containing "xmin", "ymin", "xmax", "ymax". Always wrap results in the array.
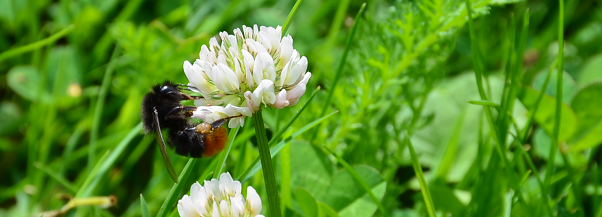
[{"xmin": 154, "ymin": 82, "xmax": 179, "ymax": 97}]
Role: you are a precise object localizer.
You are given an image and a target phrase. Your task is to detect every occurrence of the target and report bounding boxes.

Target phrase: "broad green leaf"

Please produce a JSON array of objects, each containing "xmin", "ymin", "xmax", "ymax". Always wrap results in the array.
[
  {"xmin": 570, "ymin": 82, "xmax": 602, "ymax": 151},
  {"xmin": 318, "ymin": 202, "xmax": 339, "ymax": 217},
  {"xmin": 0, "ymin": 101, "xmax": 22, "ymax": 136},
  {"xmin": 338, "ymin": 182, "xmax": 386, "ymax": 217},
  {"xmin": 429, "ymin": 183, "xmax": 466, "ymax": 215},
  {"xmin": 321, "ymin": 165, "xmax": 386, "ymax": 217},
  {"xmin": 577, "ymin": 54, "xmax": 602, "ymax": 86},
  {"xmin": 43, "ymin": 46, "xmax": 84, "ymax": 104},
  {"xmin": 533, "ymin": 128, "xmax": 563, "ymax": 165},
  {"xmin": 290, "ymin": 141, "xmax": 335, "ymax": 203},
  {"xmin": 533, "ymin": 70, "xmax": 576, "ymax": 103},
  {"xmin": 518, "ymin": 85, "xmax": 577, "ymax": 141},
  {"xmin": 7, "ymin": 66, "xmax": 50, "ymax": 102},
  {"xmin": 295, "ymin": 188, "xmax": 318, "ymax": 217}
]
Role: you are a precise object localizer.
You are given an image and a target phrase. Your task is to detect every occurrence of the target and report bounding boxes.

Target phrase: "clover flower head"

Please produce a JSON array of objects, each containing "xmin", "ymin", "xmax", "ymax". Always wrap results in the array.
[
  {"xmin": 185, "ymin": 25, "xmax": 312, "ymax": 128},
  {"xmin": 177, "ymin": 172, "xmax": 263, "ymax": 217}
]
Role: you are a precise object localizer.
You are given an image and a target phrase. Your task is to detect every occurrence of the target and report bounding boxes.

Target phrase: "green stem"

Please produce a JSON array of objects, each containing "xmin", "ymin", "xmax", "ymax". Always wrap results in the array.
[{"xmin": 253, "ymin": 110, "xmax": 281, "ymax": 217}]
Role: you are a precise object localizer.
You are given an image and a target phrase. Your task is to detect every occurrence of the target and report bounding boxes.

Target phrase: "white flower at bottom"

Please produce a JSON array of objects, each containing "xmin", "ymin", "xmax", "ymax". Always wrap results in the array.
[{"xmin": 177, "ymin": 172, "xmax": 264, "ymax": 217}]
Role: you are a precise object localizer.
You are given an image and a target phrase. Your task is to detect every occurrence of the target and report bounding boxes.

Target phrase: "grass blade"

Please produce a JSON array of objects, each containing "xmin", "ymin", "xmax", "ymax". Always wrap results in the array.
[
  {"xmin": 282, "ymin": 0, "xmax": 305, "ymax": 34},
  {"xmin": 270, "ymin": 86, "xmax": 320, "ymax": 146},
  {"xmin": 464, "ymin": 0, "xmax": 518, "ymax": 190},
  {"xmin": 214, "ymin": 126, "xmax": 241, "ymax": 178},
  {"xmin": 545, "ymin": 0, "xmax": 564, "ymax": 198},
  {"xmin": 89, "ymin": 46, "xmax": 121, "ymax": 173},
  {"xmin": 76, "ymin": 123, "xmax": 142, "ymax": 198},
  {"xmin": 323, "ymin": 147, "xmax": 389, "ymax": 217},
  {"xmin": 238, "ymin": 111, "xmax": 339, "ymax": 182},
  {"xmin": 140, "ymin": 194, "xmax": 151, "ymax": 217},
  {"xmin": 156, "ymin": 158, "xmax": 198, "ymax": 217},
  {"xmin": 316, "ymin": 3, "xmax": 366, "ymax": 125},
  {"xmin": 34, "ymin": 162, "xmax": 77, "ymax": 193},
  {"xmin": 0, "ymin": 24, "xmax": 75, "ymax": 61},
  {"xmin": 405, "ymin": 132, "xmax": 436, "ymax": 217}
]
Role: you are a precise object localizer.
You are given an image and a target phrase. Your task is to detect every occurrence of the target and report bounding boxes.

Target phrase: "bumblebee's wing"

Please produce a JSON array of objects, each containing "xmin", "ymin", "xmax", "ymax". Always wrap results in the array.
[{"xmin": 153, "ymin": 107, "xmax": 178, "ymax": 183}]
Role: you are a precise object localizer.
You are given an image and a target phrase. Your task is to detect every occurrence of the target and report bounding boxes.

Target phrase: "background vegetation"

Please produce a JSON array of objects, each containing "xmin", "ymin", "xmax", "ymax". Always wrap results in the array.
[{"xmin": 1, "ymin": 0, "xmax": 602, "ymax": 216}]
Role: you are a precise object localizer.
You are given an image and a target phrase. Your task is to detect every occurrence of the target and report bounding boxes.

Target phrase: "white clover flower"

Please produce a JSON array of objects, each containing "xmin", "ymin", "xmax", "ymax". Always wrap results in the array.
[
  {"xmin": 177, "ymin": 172, "xmax": 264, "ymax": 217},
  {"xmin": 185, "ymin": 25, "xmax": 312, "ymax": 128}
]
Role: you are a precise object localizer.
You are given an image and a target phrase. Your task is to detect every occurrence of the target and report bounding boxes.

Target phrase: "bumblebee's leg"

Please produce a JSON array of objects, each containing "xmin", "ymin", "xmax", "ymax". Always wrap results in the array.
[
  {"xmin": 174, "ymin": 84, "xmax": 205, "ymax": 100},
  {"xmin": 210, "ymin": 114, "xmax": 244, "ymax": 129},
  {"xmin": 166, "ymin": 106, "xmax": 198, "ymax": 118},
  {"xmin": 152, "ymin": 107, "xmax": 178, "ymax": 183}
]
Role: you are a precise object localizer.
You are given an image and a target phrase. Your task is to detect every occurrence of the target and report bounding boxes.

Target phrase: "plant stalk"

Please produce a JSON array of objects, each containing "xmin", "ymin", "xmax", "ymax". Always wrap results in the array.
[{"xmin": 253, "ymin": 110, "xmax": 281, "ymax": 217}]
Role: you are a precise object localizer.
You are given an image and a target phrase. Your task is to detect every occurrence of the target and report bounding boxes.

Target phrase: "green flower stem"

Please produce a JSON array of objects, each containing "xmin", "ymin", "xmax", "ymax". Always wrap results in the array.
[{"xmin": 253, "ymin": 110, "xmax": 281, "ymax": 217}]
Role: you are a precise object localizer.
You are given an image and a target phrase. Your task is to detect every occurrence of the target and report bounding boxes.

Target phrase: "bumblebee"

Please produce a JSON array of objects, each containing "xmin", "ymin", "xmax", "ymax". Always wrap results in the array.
[{"xmin": 141, "ymin": 81, "xmax": 230, "ymax": 181}]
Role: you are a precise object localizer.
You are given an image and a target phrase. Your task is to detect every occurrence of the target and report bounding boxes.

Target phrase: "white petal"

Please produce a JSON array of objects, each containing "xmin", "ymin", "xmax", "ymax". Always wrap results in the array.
[
  {"xmin": 267, "ymin": 26, "xmax": 281, "ymax": 53},
  {"xmin": 212, "ymin": 201, "xmax": 220, "ymax": 217},
  {"xmin": 277, "ymin": 36, "xmax": 293, "ymax": 70},
  {"xmin": 257, "ymin": 31, "xmax": 272, "ymax": 51},
  {"xmin": 244, "ymin": 91, "xmax": 260, "ymax": 112},
  {"xmin": 220, "ymin": 200, "xmax": 230, "ymax": 217},
  {"xmin": 233, "ymin": 55, "xmax": 245, "ymax": 81},
  {"xmin": 243, "ymin": 25, "xmax": 253, "ymax": 38},
  {"xmin": 286, "ymin": 72, "xmax": 311, "ymax": 106},
  {"xmin": 230, "ymin": 196, "xmax": 244, "ymax": 217},
  {"xmin": 209, "ymin": 37, "xmax": 219, "ymax": 52},
  {"xmin": 232, "ymin": 181, "xmax": 242, "ymax": 194},
  {"xmin": 177, "ymin": 204, "xmax": 190, "ymax": 217},
  {"xmin": 285, "ymin": 56, "xmax": 308, "ymax": 87},
  {"xmin": 246, "ymin": 186, "xmax": 262, "ymax": 215},
  {"xmin": 205, "ymin": 179, "xmax": 222, "ymax": 201},
  {"xmin": 253, "ymin": 80, "xmax": 276, "ymax": 106},
  {"xmin": 184, "ymin": 61, "xmax": 216, "ymax": 94},
  {"xmin": 190, "ymin": 182, "xmax": 202, "ymax": 203},
  {"xmin": 199, "ymin": 45, "xmax": 216, "ymax": 64},
  {"xmin": 214, "ymin": 63, "xmax": 240, "ymax": 93},
  {"xmin": 273, "ymin": 89, "xmax": 289, "ymax": 109},
  {"xmin": 260, "ymin": 52, "xmax": 276, "ymax": 81},
  {"xmin": 178, "ymin": 195, "xmax": 198, "ymax": 217},
  {"xmin": 242, "ymin": 50, "xmax": 256, "ymax": 89},
  {"xmin": 227, "ymin": 118, "xmax": 241, "ymax": 128},
  {"xmin": 219, "ymin": 172, "xmax": 235, "ymax": 197}
]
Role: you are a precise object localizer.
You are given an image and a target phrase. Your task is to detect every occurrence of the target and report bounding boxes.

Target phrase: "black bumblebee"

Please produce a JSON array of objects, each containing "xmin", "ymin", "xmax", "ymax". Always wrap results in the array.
[{"xmin": 141, "ymin": 81, "xmax": 230, "ymax": 182}]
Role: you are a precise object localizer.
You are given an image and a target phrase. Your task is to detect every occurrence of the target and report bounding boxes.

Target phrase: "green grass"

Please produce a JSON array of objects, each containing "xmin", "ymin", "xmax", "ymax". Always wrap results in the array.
[{"xmin": 2, "ymin": 0, "xmax": 602, "ymax": 216}]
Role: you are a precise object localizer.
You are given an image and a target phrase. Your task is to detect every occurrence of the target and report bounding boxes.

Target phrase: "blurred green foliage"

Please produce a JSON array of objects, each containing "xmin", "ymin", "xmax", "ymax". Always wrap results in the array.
[{"xmin": 1, "ymin": 0, "xmax": 602, "ymax": 216}]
